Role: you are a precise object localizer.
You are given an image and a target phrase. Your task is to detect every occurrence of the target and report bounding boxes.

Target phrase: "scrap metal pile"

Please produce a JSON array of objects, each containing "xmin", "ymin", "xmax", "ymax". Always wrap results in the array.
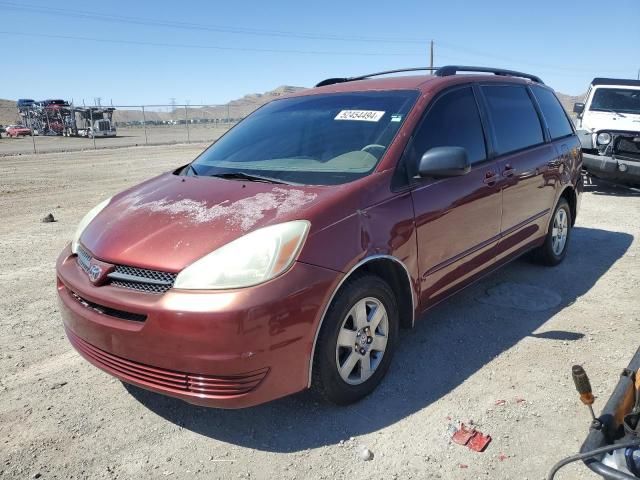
[{"xmin": 16, "ymin": 99, "xmax": 116, "ymax": 137}]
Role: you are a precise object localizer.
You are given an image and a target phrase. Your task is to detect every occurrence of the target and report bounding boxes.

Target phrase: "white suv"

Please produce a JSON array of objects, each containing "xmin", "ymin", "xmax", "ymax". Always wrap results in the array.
[{"xmin": 574, "ymin": 78, "xmax": 640, "ymax": 185}]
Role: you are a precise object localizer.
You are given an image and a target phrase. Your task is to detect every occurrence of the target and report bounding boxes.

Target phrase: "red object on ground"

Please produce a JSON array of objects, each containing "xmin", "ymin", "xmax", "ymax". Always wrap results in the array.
[
  {"xmin": 467, "ymin": 431, "xmax": 492, "ymax": 452},
  {"xmin": 451, "ymin": 423, "xmax": 492, "ymax": 452},
  {"xmin": 452, "ymin": 424, "xmax": 477, "ymax": 445}
]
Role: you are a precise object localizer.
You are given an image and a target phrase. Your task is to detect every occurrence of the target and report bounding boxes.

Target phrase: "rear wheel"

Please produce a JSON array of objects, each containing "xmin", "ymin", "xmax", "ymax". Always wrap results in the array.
[
  {"xmin": 532, "ymin": 197, "xmax": 571, "ymax": 266},
  {"xmin": 312, "ymin": 274, "xmax": 399, "ymax": 405}
]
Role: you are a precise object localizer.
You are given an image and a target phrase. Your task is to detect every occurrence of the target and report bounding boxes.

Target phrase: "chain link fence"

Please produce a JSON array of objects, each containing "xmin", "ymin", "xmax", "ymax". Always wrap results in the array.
[{"xmin": 0, "ymin": 103, "xmax": 249, "ymax": 156}]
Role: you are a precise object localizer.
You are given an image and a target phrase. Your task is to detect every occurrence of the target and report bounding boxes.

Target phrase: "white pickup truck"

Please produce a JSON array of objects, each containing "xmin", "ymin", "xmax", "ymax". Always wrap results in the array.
[{"xmin": 574, "ymin": 78, "xmax": 640, "ymax": 185}]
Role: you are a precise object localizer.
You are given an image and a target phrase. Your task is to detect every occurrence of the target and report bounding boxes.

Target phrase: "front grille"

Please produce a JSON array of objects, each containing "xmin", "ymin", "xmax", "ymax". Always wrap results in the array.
[
  {"xmin": 66, "ymin": 329, "xmax": 269, "ymax": 397},
  {"xmin": 109, "ymin": 265, "xmax": 177, "ymax": 294},
  {"xmin": 77, "ymin": 247, "xmax": 91, "ymax": 273},
  {"xmin": 77, "ymin": 245, "xmax": 176, "ymax": 294},
  {"xmin": 615, "ymin": 136, "xmax": 640, "ymax": 161},
  {"xmin": 70, "ymin": 290, "xmax": 147, "ymax": 322}
]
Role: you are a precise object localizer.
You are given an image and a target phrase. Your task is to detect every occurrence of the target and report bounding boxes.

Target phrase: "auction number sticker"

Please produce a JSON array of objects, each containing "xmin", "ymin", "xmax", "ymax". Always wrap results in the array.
[{"xmin": 334, "ymin": 110, "xmax": 385, "ymax": 122}]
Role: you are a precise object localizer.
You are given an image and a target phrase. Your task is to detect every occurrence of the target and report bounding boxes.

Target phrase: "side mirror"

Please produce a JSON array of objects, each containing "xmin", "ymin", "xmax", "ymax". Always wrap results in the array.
[
  {"xmin": 418, "ymin": 146, "xmax": 470, "ymax": 178},
  {"xmin": 573, "ymin": 102, "xmax": 585, "ymax": 115}
]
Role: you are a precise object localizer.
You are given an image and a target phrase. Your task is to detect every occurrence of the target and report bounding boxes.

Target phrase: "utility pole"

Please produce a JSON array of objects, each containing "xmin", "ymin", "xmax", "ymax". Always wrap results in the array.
[{"xmin": 429, "ymin": 40, "xmax": 434, "ymax": 74}]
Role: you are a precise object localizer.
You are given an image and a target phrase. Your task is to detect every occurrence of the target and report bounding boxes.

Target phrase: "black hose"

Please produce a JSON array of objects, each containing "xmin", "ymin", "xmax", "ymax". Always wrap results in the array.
[{"xmin": 547, "ymin": 440, "xmax": 640, "ymax": 480}]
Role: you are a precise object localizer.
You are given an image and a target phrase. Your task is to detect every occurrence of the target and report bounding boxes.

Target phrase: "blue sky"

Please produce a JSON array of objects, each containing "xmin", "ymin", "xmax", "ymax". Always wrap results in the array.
[{"xmin": 2, "ymin": 0, "xmax": 639, "ymax": 105}]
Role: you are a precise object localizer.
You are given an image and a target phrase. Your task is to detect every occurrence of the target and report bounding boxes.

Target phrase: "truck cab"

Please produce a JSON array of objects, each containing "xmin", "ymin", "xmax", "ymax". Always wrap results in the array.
[{"xmin": 574, "ymin": 78, "xmax": 640, "ymax": 185}]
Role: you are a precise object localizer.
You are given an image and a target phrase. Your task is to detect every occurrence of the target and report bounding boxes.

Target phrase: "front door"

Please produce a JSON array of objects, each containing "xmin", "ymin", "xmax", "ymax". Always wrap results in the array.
[{"xmin": 406, "ymin": 86, "xmax": 502, "ymax": 308}]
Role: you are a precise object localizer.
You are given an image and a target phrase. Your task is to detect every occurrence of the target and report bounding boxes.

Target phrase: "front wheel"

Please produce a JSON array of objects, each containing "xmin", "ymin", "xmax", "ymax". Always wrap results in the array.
[
  {"xmin": 312, "ymin": 274, "xmax": 399, "ymax": 405},
  {"xmin": 532, "ymin": 197, "xmax": 572, "ymax": 266}
]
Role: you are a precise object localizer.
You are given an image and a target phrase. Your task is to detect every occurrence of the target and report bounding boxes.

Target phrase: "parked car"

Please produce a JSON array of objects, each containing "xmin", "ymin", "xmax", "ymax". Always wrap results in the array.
[
  {"xmin": 574, "ymin": 78, "xmax": 640, "ymax": 185},
  {"xmin": 5, "ymin": 125, "xmax": 32, "ymax": 137},
  {"xmin": 56, "ymin": 66, "xmax": 582, "ymax": 408},
  {"xmin": 16, "ymin": 98, "xmax": 35, "ymax": 109}
]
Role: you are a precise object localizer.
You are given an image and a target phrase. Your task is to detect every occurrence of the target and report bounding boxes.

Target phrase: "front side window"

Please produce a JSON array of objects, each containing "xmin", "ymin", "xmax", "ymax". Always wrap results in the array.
[
  {"xmin": 482, "ymin": 85, "xmax": 544, "ymax": 156},
  {"xmin": 590, "ymin": 88, "xmax": 640, "ymax": 115},
  {"xmin": 531, "ymin": 86, "xmax": 574, "ymax": 140},
  {"xmin": 408, "ymin": 87, "xmax": 487, "ymax": 176},
  {"xmin": 188, "ymin": 91, "xmax": 419, "ymax": 185}
]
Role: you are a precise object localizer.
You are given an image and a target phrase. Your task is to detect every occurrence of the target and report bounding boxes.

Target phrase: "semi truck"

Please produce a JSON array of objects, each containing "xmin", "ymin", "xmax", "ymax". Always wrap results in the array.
[{"xmin": 62, "ymin": 107, "xmax": 117, "ymax": 138}]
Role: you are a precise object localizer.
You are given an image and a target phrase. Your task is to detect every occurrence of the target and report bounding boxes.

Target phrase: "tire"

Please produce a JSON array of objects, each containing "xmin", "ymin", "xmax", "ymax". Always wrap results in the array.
[
  {"xmin": 532, "ymin": 197, "xmax": 572, "ymax": 266},
  {"xmin": 311, "ymin": 273, "xmax": 399, "ymax": 405}
]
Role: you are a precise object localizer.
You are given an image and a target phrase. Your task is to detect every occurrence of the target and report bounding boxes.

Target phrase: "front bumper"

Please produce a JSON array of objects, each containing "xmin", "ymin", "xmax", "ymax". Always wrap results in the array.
[
  {"xmin": 583, "ymin": 153, "xmax": 640, "ymax": 185},
  {"xmin": 56, "ymin": 245, "xmax": 341, "ymax": 408}
]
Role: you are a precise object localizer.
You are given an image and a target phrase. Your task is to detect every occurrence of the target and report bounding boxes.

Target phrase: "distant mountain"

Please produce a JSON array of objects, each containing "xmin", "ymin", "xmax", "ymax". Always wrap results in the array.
[
  {"xmin": 0, "ymin": 99, "xmax": 18, "ymax": 125},
  {"xmin": 556, "ymin": 92, "xmax": 585, "ymax": 116},
  {"xmin": 113, "ymin": 85, "xmax": 306, "ymax": 123}
]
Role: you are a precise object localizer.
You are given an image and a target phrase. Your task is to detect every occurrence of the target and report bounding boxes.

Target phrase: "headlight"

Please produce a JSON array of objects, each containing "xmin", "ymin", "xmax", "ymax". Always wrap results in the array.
[
  {"xmin": 174, "ymin": 220, "xmax": 310, "ymax": 290},
  {"xmin": 71, "ymin": 197, "xmax": 112, "ymax": 254},
  {"xmin": 597, "ymin": 132, "xmax": 612, "ymax": 145}
]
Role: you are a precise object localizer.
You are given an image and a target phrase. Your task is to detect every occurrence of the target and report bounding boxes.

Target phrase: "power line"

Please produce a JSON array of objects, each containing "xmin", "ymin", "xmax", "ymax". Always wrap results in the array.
[
  {"xmin": 0, "ymin": 30, "xmax": 422, "ymax": 57},
  {"xmin": 0, "ymin": 1, "xmax": 427, "ymax": 45},
  {"xmin": 4, "ymin": 1, "xmax": 626, "ymax": 76}
]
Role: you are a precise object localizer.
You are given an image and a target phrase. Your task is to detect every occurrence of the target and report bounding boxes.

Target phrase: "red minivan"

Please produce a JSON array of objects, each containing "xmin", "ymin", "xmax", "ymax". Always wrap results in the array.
[{"xmin": 56, "ymin": 66, "xmax": 583, "ymax": 408}]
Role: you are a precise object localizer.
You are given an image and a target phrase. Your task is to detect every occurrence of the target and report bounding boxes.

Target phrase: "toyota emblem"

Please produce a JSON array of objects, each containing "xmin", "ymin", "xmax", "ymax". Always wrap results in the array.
[{"xmin": 88, "ymin": 264, "xmax": 102, "ymax": 283}]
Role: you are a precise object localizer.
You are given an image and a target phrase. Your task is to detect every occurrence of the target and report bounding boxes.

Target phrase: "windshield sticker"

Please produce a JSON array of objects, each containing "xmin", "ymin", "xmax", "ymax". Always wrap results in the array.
[
  {"xmin": 390, "ymin": 114, "xmax": 402, "ymax": 122},
  {"xmin": 335, "ymin": 110, "xmax": 385, "ymax": 122}
]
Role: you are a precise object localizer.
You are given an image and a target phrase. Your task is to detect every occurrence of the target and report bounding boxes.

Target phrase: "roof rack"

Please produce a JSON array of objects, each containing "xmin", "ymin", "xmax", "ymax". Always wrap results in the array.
[
  {"xmin": 315, "ymin": 65, "xmax": 543, "ymax": 87},
  {"xmin": 435, "ymin": 66, "xmax": 544, "ymax": 84},
  {"xmin": 591, "ymin": 77, "xmax": 640, "ymax": 87},
  {"xmin": 315, "ymin": 67, "xmax": 438, "ymax": 87}
]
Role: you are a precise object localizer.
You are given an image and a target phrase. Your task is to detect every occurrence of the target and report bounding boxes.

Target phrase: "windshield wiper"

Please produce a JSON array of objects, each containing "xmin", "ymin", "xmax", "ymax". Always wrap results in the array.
[
  {"xmin": 210, "ymin": 171, "xmax": 289, "ymax": 184},
  {"xmin": 605, "ymin": 109, "xmax": 627, "ymax": 118}
]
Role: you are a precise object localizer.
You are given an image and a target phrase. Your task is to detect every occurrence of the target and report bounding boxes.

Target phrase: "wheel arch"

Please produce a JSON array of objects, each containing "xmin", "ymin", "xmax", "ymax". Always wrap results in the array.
[
  {"xmin": 307, "ymin": 254, "xmax": 415, "ymax": 387},
  {"xmin": 560, "ymin": 185, "xmax": 577, "ymax": 226}
]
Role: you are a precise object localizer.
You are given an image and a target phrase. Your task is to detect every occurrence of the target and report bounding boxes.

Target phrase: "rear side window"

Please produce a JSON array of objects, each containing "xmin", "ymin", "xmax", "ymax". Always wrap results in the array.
[
  {"xmin": 410, "ymin": 87, "xmax": 487, "ymax": 166},
  {"xmin": 531, "ymin": 86, "xmax": 573, "ymax": 139},
  {"xmin": 482, "ymin": 85, "xmax": 544, "ymax": 156}
]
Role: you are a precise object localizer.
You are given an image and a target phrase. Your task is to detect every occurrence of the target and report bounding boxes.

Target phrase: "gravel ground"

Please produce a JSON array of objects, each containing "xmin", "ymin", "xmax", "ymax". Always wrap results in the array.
[
  {"xmin": 0, "ymin": 144, "xmax": 639, "ymax": 480},
  {"xmin": 0, "ymin": 125, "xmax": 231, "ymax": 156}
]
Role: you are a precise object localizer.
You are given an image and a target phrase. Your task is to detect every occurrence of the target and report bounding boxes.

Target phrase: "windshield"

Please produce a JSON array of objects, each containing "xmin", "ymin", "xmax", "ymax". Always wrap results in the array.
[
  {"xmin": 590, "ymin": 88, "xmax": 640, "ymax": 115},
  {"xmin": 188, "ymin": 90, "xmax": 419, "ymax": 185}
]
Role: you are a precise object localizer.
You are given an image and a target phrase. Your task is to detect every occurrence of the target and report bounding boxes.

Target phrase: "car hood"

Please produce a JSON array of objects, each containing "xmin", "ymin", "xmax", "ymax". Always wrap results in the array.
[
  {"xmin": 80, "ymin": 172, "xmax": 348, "ymax": 272},
  {"xmin": 582, "ymin": 111, "xmax": 640, "ymax": 133}
]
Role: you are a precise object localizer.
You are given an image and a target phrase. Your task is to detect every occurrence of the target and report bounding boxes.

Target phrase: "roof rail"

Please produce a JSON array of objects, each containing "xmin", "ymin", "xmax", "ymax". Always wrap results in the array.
[
  {"xmin": 315, "ymin": 67, "xmax": 439, "ymax": 87},
  {"xmin": 314, "ymin": 65, "xmax": 544, "ymax": 88},
  {"xmin": 435, "ymin": 65, "xmax": 544, "ymax": 84}
]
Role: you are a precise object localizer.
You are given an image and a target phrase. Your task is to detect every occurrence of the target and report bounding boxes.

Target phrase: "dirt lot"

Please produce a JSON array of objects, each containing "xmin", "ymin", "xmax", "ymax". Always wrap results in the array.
[
  {"xmin": 0, "ymin": 125, "xmax": 232, "ymax": 156},
  {"xmin": 0, "ymin": 144, "xmax": 639, "ymax": 480}
]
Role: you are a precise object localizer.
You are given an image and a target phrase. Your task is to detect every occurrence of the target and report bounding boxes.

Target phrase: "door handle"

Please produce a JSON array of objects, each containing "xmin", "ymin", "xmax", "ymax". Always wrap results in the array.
[
  {"xmin": 548, "ymin": 159, "xmax": 561, "ymax": 168},
  {"xmin": 502, "ymin": 164, "xmax": 515, "ymax": 177},
  {"xmin": 483, "ymin": 170, "xmax": 498, "ymax": 185}
]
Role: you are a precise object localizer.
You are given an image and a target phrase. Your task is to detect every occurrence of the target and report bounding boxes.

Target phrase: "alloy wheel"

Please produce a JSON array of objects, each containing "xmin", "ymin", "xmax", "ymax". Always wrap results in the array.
[
  {"xmin": 335, "ymin": 297, "xmax": 389, "ymax": 385},
  {"xmin": 551, "ymin": 207, "xmax": 568, "ymax": 256}
]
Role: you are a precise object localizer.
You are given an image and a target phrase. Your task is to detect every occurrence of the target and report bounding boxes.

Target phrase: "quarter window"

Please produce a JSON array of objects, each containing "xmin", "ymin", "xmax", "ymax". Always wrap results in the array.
[
  {"xmin": 409, "ymin": 87, "xmax": 487, "ymax": 172},
  {"xmin": 482, "ymin": 85, "xmax": 544, "ymax": 155},
  {"xmin": 531, "ymin": 86, "xmax": 573, "ymax": 140}
]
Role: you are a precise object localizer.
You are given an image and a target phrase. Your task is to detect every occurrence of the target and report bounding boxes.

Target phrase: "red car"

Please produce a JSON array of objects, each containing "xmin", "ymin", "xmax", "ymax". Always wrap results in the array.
[
  {"xmin": 6, "ymin": 125, "xmax": 32, "ymax": 137},
  {"xmin": 56, "ymin": 66, "xmax": 582, "ymax": 408}
]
